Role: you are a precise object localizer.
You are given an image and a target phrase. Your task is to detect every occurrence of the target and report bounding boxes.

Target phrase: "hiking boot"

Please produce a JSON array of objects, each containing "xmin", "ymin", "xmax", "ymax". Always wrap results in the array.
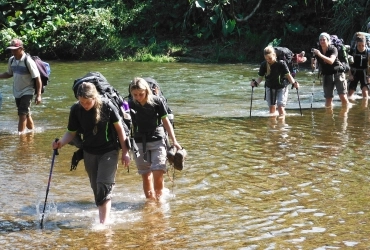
[
  {"xmin": 167, "ymin": 145, "xmax": 177, "ymax": 165},
  {"xmin": 173, "ymin": 148, "xmax": 187, "ymax": 171}
]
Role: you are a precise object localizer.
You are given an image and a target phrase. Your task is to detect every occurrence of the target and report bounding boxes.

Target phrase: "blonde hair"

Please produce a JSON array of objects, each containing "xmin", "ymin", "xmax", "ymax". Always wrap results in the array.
[
  {"xmin": 264, "ymin": 46, "xmax": 276, "ymax": 75},
  {"xmin": 130, "ymin": 77, "xmax": 155, "ymax": 105},
  {"xmin": 77, "ymin": 82, "xmax": 103, "ymax": 124},
  {"xmin": 264, "ymin": 46, "xmax": 275, "ymax": 56}
]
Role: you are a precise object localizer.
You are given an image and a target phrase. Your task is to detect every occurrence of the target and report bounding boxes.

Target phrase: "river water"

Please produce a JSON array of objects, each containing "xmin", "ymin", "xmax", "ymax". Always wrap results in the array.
[{"xmin": 1, "ymin": 61, "xmax": 370, "ymax": 249}]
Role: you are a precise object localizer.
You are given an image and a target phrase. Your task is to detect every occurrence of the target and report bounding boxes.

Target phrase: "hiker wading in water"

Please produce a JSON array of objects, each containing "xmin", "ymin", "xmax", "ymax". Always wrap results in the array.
[
  {"xmin": 52, "ymin": 82, "xmax": 130, "ymax": 224},
  {"xmin": 129, "ymin": 77, "xmax": 182, "ymax": 201},
  {"xmin": 311, "ymin": 32, "xmax": 350, "ymax": 108},
  {"xmin": 251, "ymin": 46, "xmax": 299, "ymax": 117},
  {"xmin": 348, "ymin": 34, "xmax": 370, "ymax": 100}
]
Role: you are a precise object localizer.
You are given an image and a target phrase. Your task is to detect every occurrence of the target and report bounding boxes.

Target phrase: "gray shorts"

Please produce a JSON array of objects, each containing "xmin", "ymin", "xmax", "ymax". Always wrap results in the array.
[
  {"xmin": 84, "ymin": 150, "xmax": 118, "ymax": 206},
  {"xmin": 134, "ymin": 139, "xmax": 167, "ymax": 175},
  {"xmin": 266, "ymin": 87, "xmax": 289, "ymax": 107},
  {"xmin": 15, "ymin": 95, "xmax": 33, "ymax": 115},
  {"xmin": 323, "ymin": 73, "xmax": 347, "ymax": 98}
]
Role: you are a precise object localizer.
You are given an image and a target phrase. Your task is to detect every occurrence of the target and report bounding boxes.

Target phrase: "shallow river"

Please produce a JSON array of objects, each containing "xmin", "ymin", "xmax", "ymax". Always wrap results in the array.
[{"xmin": 1, "ymin": 61, "xmax": 370, "ymax": 249}]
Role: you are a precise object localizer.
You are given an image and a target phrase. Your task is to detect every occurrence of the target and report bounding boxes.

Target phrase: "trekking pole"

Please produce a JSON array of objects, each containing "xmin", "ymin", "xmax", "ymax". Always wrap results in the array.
[
  {"xmin": 250, "ymin": 79, "xmax": 256, "ymax": 118},
  {"xmin": 292, "ymin": 84, "xmax": 302, "ymax": 116},
  {"xmin": 40, "ymin": 138, "xmax": 59, "ymax": 228},
  {"xmin": 311, "ymin": 80, "xmax": 315, "ymax": 109}
]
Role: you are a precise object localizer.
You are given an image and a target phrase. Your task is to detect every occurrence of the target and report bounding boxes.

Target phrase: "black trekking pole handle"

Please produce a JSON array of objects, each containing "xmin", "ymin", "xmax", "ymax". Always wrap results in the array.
[{"xmin": 40, "ymin": 138, "xmax": 59, "ymax": 228}]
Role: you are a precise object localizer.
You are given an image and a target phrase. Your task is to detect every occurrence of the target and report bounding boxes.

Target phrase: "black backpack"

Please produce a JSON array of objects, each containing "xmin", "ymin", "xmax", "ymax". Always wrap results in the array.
[
  {"xmin": 274, "ymin": 47, "xmax": 295, "ymax": 72},
  {"xmin": 11, "ymin": 53, "xmax": 51, "ymax": 94},
  {"xmin": 72, "ymin": 72, "xmax": 131, "ymax": 143},
  {"xmin": 143, "ymin": 77, "xmax": 173, "ymax": 115}
]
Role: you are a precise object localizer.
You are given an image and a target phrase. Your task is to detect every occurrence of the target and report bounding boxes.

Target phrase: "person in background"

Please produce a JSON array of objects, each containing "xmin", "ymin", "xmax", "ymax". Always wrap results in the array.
[
  {"xmin": 129, "ymin": 77, "xmax": 182, "ymax": 201},
  {"xmin": 250, "ymin": 46, "xmax": 299, "ymax": 117},
  {"xmin": 348, "ymin": 34, "xmax": 370, "ymax": 100},
  {"xmin": 52, "ymin": 82, "xmax": 130, "ymax": 224},
  {"xmin": 311, "ymin": 32, "xmax": 350, "ymax": 108},
  {"xmin": 0, "ymin": 38, "xmax": 42, "ymax": 133}
]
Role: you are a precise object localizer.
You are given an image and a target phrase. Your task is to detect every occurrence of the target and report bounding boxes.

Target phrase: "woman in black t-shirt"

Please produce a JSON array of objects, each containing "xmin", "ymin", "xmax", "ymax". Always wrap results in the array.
[
  {"xmin": 250, "ymin": 46, "xmax": 299, "ymax": 117},
  {"xmin": 129, "ymin": 77, "xmax": 182, "ymax": 200},
  {"xmin": 52, "ymin": 82, "xmax": 130, "ymax": 224},
  {"xmin": 311, "ymin": 32, "xmax": 350, "ymax": 108}
]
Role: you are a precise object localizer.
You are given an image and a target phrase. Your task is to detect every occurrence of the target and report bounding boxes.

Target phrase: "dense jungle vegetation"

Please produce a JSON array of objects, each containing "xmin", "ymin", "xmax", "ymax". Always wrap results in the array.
[{"xmin": 0, "ymin": 0, "xmax": 369, "ymax": 63}]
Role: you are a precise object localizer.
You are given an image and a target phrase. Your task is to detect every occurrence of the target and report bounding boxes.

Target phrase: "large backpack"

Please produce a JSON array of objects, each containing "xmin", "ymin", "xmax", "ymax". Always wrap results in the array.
[
  {"xmin": 126, "ymin": 77, "xmax": 174, "ymax": 125},
  {"xmin": 72, "ymin": 72, "xmax": 131, "ymax": 145},
  {"xmin": 330, "ymin": 35, "xmax": 350, "ymax": 73},
  {"xmin": 143, "ymin": 77, "xmax": 173, "ymax": 115},
  {"xmin": 11, "ymin": 53, "xmax": 51, "ymax": 94},
  {"xmin": 274, "ymin": 47, "xmax": 294, "ymax": 69}
]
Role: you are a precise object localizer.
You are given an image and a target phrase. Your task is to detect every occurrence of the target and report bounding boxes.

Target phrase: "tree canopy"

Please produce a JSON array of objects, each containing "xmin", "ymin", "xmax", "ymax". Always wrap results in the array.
[{"xmin": 0, "ymin": 0, "xmax": 369, "ymax": 62}]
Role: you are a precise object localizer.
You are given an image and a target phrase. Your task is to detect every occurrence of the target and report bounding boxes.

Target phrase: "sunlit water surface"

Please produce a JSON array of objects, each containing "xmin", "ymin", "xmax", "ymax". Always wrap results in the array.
[{"xmin": 1, "ymin": 61, "xmax": 370, "ymax": 249}]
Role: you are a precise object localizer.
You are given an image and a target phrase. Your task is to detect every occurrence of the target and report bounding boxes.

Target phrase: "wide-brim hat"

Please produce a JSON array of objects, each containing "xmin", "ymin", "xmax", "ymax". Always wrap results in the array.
[{"xmin": 7, "ymin": 39, "xmax": 23, "ymax": 50}]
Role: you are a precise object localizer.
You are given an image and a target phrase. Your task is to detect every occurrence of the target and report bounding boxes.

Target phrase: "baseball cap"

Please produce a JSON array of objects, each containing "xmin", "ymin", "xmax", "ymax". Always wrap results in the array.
[{"xmin": 7, "ymin": 39, "xmax": 23, "ymax": 50}]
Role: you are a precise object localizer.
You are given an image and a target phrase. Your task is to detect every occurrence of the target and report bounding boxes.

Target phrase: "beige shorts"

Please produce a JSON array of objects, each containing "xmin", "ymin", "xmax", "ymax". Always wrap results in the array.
[{"xmin": 134, "ymin": 139, "xmax": 167, "ymax": 175}]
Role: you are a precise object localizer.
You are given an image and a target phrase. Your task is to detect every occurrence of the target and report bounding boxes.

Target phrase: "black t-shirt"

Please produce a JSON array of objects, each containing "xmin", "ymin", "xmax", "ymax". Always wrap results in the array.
[
  {"xmin": 316, "ymin": 45, "xmax": 342, "ymax": 75},
  {"xmin": 67, "ymin": 100, "xmax": 121, "ymax": 154},
  {"xmin": 129, "ymin": 96, "xmax": 168, "ymax": 142},
  {"xmin": 258, "ymin": 60, "xmax": 290, "ymax": 89}
]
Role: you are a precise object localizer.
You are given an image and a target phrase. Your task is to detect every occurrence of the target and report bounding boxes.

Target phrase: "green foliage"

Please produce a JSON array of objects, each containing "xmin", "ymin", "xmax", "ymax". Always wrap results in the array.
[
  {"xmin": 0, "ymin": 28, "xmax": 18, "ymax": 56},
  {"xmin": 0, "ymin": 0, "xmax": 370, "ymax": 62}
]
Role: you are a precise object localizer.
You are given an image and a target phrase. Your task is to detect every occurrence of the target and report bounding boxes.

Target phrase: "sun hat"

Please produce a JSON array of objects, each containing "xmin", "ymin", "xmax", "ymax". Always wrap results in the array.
[
  {"xmin": 319, "ymin": 32, "xmax": 330, "ymax": 42},
  {"xmin": 7, "ymin": 39, "xmax": 23, "ymax": 50},
  {"xmin": 294, "ymin": 51, "xmax": 307, "ymax": 63}
]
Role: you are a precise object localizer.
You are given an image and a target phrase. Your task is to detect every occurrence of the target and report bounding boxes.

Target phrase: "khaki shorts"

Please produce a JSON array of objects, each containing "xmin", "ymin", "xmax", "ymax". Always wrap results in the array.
[
  {"xmin": 134, "ymin": 139, "xmax": 167, "ymax": 175},
  {"xmin": 323, "ymin": 72, "xmax": 347, "ymax": 98}
]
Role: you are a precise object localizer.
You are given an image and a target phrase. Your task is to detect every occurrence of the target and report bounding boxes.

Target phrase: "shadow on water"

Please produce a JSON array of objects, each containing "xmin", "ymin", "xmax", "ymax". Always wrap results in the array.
[{"xmin": 1, "ymin": 61, "xmax": 370, "ymax": 248}]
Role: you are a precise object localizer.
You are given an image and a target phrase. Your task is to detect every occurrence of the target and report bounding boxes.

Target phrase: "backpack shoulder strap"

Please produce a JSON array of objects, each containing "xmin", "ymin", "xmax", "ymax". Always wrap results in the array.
[
  {"xmin": 367, "ymin": 47, "xmax": 370, "ymax": 75},
  {"xmin": 24, "ymin": 53, "xmax": 30, "ymax": 73}
]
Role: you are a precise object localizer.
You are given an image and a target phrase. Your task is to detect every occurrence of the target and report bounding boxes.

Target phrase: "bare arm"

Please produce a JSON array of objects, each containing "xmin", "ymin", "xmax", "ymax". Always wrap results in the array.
[
  {"xmin": 285, "ymin": 73, "xmax": 299, "ymax": 89},
  {"xmin": 113, "ymin": 121, "xmax": 130, "ymax": 167},
  {"xmin": 162, "ymin": 116, "xmax": 181, "ymax": 150},
  {"xmin": 34, "ymin": 76, "xmax": 42, "ymax": 104},
  {"xmin": 250, "ymin": 76, "xmax": 264, "ymax": 86},
  {"xmin": 52, "ymin": 131, "xmax": 76, "ymax": 149},
  {"xmin": 0, "ymin": 72, "xmax": 12, "ymax": 79},
  {"xmin": 312, "ymin": 49, "xmax": 336, "ymax": 65}
]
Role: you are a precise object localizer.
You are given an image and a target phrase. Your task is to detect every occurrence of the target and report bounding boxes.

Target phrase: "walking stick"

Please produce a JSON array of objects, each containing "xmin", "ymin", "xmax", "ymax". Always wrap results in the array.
[
  {"xmin": 40, "ymin": 138, "xmax": 59, "ymax": 228},
  {"xmin": 292, "ymin": 84, "xmax": 302, "ymax": 116},
  {"xmin": 311, "ymin": 80, "xmax": 315, "ymax": 109},
  {"xmin": 250, "ymin": 79, "xmax": 256, "ymax": 118}
]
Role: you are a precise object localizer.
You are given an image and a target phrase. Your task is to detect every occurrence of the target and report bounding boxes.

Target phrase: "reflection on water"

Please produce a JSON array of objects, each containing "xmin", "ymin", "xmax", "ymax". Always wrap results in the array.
[{"xmin": 1, "ymin": 61, "xmax": 370, "ymax": 248}]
